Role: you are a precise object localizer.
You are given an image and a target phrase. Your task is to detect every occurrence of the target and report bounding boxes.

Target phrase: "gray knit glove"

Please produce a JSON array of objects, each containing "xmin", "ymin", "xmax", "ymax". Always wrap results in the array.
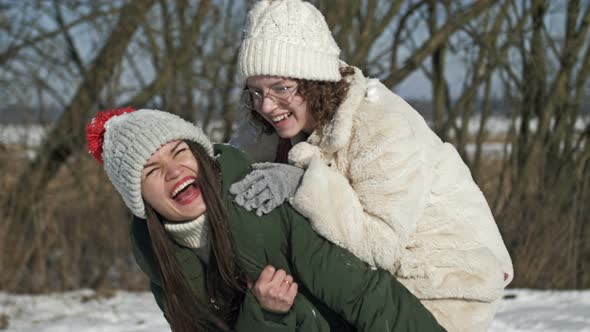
[{"xmin": 229, "ymin": 163, "xmax": 304, "ymax": 216}]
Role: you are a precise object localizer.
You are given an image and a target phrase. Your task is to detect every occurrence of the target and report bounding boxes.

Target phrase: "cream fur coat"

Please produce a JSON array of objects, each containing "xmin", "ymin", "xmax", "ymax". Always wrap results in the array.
[{"xmin": 231, "ymin": 67, "xmax": 513, "ymax": 332}]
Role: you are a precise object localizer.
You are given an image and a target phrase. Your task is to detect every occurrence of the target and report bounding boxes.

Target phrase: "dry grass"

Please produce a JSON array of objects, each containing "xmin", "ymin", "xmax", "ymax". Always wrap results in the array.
[
  {"xmin": 0, "ymin": 147, "xmax": 149, "ymax": 293},
  {"xmin": 476, "ymin": 154, "xmax": 589, "ymax": 289}
]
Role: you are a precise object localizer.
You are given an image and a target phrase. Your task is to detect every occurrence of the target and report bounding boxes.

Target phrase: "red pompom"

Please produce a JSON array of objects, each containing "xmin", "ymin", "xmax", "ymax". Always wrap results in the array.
[{"xmin": 86, "ymin": 107, "xmax": 135, "ymax": 164}]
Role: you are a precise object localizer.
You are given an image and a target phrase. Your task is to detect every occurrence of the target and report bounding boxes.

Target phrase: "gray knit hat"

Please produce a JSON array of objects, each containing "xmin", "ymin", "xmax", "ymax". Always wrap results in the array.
[
  {"xmin": 238, "ymin": 0, "xmax": 341, "ymax": 83},
  {"xmin": 86, "ymin": 108, "xmax": 214, "ymax": 218}
]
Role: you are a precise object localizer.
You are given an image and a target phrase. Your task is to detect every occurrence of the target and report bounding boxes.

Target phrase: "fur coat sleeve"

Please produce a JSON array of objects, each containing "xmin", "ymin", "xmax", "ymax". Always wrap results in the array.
[{"xmin": 288, "ymin": 107, "xmax": 426, "ymax": 272}]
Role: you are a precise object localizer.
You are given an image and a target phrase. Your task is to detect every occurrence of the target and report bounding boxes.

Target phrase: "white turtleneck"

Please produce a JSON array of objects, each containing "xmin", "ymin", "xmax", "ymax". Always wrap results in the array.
[{"xmin": 164, "ymin": 214, "xmax": 210, "ymax": 263}]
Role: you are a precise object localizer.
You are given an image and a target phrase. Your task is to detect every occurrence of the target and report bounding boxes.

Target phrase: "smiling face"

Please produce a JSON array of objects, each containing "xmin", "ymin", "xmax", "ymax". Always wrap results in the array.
[
  {"xmin": 140, "ymin": 140, "xmax": 206, "ymax": 222},
  {"xmin": 246, "ymin": 76, "xmax": 316, "ymax": 138}
]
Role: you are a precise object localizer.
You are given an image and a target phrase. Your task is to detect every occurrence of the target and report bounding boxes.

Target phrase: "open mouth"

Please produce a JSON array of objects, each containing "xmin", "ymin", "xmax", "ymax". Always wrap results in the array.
[
  {"xmin": 171, "ymin": 176, "xmax": 201, "ymax": 205},
  {"xmin": 272, "ymin": 112, "xmax": 292, "ymax": 124}
]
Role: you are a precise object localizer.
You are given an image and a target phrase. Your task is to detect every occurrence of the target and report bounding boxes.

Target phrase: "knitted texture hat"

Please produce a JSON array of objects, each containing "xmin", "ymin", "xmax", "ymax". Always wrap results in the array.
[
  {"xmin": 86, "ymin": 108, "xmax": 214, "ymax": 219},
  {"xmin": 238, "ymin": 0, "xmax": 341, "ymax": 83}
]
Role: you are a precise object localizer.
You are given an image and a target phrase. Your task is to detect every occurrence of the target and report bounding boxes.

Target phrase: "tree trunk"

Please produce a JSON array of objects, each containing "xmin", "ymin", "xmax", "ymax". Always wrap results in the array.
[{"xmin": 1, "ymin": 0, "xmax": 157, "ymax": 291}]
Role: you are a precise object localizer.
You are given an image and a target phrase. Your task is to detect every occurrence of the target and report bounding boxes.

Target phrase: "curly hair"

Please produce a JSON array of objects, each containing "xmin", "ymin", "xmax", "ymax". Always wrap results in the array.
[{"xmin": 245, "ymin": 66, "xmax": 355, "ymax": 135}]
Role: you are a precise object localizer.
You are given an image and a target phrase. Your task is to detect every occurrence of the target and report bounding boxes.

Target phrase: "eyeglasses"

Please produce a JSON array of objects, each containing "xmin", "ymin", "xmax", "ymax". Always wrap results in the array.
[{"xmin": 241, "ymin": 84, "xmax": 298, "ymax": 111}]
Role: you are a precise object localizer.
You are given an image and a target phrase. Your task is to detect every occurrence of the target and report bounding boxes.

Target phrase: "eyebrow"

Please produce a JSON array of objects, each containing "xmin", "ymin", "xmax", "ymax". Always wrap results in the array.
[
  {"xmin": 143, "ymin": 141, "xmax": 183, "ymax": 169},
  {"xmin": 170, "ymin": 141, "xmax": 183, "ymax": 154}
]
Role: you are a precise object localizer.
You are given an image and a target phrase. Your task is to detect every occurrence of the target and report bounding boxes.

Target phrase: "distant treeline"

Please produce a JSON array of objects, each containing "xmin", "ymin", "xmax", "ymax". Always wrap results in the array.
[{"xmin": 7, "ymin": 97, "xmax": 589, "ymax": 124}]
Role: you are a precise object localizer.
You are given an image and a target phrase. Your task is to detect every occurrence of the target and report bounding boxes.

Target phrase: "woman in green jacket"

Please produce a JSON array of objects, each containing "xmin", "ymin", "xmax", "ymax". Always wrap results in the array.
[{"xmin": 86, "ymin": 107, "xmax": 444, "ymax": 332}]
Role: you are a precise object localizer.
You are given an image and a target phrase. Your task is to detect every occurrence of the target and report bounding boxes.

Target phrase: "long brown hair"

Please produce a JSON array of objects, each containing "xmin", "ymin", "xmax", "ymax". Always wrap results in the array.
[
  {"xmin": 144, "ymin": 141, "xmax": 247, "ymax": 332},
  {"xmin": 246, "ymin": 66, "xmax": 355, "ymax": 135}
]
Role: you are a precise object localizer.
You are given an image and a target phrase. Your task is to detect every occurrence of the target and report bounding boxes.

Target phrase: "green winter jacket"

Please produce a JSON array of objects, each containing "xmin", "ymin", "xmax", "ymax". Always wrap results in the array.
[{"xmin": 131, "ymin": 144, "xmax": 445, "ymax": 332}]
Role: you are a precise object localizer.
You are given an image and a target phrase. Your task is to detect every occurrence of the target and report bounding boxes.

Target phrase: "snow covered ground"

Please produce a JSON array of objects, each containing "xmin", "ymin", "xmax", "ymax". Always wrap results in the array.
[{"xmin": 0, "ymin": 289, "xmax": 588, "ymax": 332}]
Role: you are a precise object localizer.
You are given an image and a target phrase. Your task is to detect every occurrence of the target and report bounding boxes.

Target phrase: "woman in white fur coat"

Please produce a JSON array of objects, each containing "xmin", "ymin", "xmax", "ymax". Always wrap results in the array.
[{"xmin": 229, "ymin": 1, "xmax": 513, "ymax": 331}]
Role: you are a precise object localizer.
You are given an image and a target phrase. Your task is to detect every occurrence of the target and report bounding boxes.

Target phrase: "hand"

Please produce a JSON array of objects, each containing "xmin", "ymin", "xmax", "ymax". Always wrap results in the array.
[
  {"xmin": 250, "ymin": 265, "xmax": 298, "ymax": 313},
  {"xmin": 229, "ymin": 163, "xmax": 304, "ymax": 216}
]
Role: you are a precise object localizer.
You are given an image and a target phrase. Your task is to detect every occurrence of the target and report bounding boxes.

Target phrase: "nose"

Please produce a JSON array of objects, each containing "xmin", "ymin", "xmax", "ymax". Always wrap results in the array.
[
  {"xmin": 260, "ymin": 95, "xmax": 276, "ymax": 114},
  {"xmin": 164, "ymin": 161, "xmax": 182, "ymax": 181}
]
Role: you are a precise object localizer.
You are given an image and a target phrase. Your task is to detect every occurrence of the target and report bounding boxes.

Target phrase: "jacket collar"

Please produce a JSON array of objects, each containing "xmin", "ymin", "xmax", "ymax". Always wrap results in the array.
[{"xmin": 307, "ymin": 66, "xmax": 367, "ymax": 154}]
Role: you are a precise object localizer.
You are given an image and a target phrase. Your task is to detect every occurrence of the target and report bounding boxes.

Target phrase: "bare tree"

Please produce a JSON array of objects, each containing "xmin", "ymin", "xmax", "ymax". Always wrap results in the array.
[
  {"xmin": 1, "ymin": 0, "xmax": 158, "ymax": 291},
  {"xmin": 494, "ymin": 0, "xmax": 590, "ymax": 288},
  {"xmin": 0, "ymin": 0, "xmax": 240, "ymax": 292}
]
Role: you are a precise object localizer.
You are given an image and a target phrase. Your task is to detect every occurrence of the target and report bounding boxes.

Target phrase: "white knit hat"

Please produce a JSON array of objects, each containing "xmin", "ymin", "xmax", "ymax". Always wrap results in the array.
[
  {"xmin": 86, "ymin": 108, "xmax": 214, "ymax": 219},
  {"xmin": 238, "ymin": 0, "xmax": 341, "ymax": 83}
]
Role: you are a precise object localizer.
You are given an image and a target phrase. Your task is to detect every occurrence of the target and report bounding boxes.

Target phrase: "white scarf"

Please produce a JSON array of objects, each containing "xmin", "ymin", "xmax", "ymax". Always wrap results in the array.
[{"xmin": 164, "ymin": 214, "xmax": 209, "ymax": 263}]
